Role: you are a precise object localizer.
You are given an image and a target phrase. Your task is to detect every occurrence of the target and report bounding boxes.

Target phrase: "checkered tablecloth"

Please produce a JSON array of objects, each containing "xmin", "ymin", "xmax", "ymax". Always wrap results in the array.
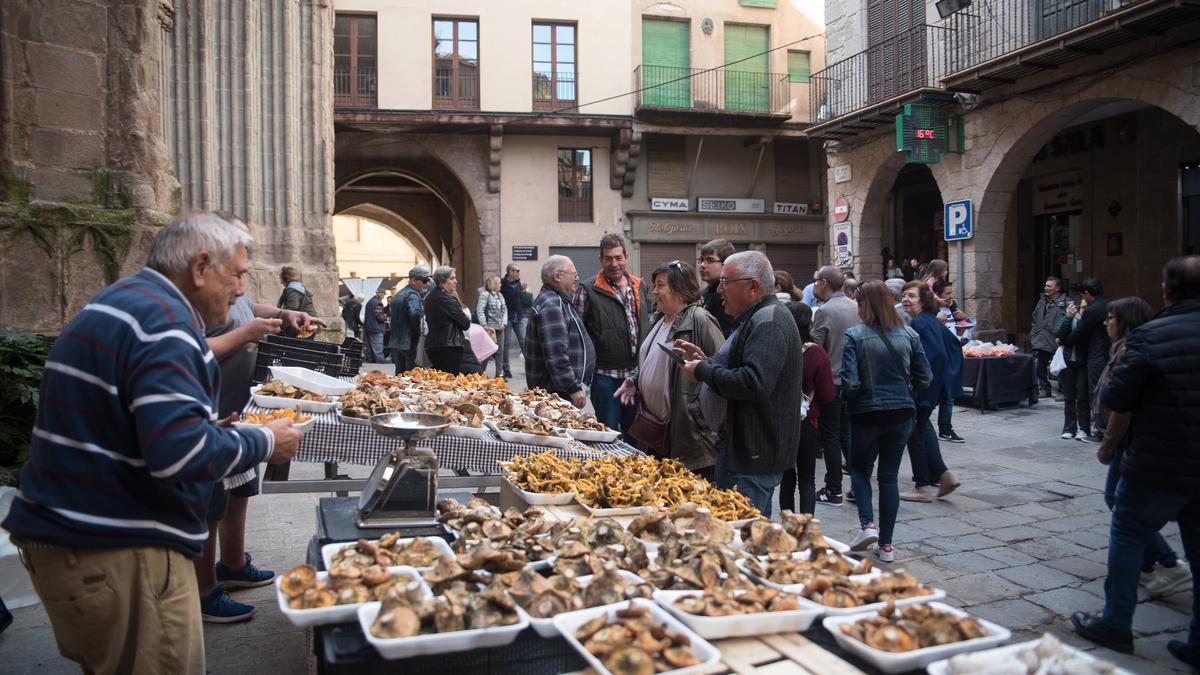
[{"xmin": 244, "ymin": 406, "xmax": 642, "ymax": 474}]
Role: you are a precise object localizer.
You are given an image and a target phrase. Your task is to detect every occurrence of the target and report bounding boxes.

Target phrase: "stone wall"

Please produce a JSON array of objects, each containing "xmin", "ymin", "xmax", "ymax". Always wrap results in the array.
[
  {"xmin": 823, "ymin": 32, "xmax": 1200, "ymax": 332},
  {"xmin": 0, "ymin": 0, "xmax": 176, "ymax": 332},
  {"xmin": 165, "ymin": 0, "xmax": 338, "ymax": 315}
]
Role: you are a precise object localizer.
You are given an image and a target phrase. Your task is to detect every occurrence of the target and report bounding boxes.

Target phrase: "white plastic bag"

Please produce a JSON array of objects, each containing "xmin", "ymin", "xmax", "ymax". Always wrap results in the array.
[{"xmin": 1049, "ymin": 346, "xmax": 1067, "ymax": 376}]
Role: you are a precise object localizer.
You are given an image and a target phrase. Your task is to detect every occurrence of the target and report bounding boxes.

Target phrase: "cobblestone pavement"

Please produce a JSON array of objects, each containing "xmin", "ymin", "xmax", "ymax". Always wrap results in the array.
[{"xmin": 2, "ymin": 361, "xmax": 1192, "ymax": 673}]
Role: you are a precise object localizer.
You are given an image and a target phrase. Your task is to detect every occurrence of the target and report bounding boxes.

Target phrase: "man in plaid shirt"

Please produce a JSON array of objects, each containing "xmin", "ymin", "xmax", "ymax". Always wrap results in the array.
[{"xmin": 573, "ymin": 234, "xmax": 654, "ymax": 435}]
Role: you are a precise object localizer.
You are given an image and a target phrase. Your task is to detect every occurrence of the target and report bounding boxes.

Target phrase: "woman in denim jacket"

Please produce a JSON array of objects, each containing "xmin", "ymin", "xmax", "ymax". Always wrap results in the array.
[{"xmin": 840, "ymin": 281, "xmax": 932, "ymax": 563}]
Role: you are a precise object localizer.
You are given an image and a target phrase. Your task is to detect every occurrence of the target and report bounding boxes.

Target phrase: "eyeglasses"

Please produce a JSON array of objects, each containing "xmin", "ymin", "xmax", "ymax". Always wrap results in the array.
[
  {"xmin": 667, "ymin": 260, "xmax": 684, "ymax": 270},
  {"xmin": 718, "ymin": 277, "xmax": 754, "ymax": 287},
  {"xmin": 697, "ymin": 257, "xmax": 721, "ymax": 265}
]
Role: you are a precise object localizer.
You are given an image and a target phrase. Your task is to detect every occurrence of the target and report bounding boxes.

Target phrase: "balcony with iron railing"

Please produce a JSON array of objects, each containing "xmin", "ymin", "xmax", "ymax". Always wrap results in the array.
[
  {"xmin": 807, "ymin": 24, "xmax": 956, "ymax": 139},
  {"xmin": 334, "ymin": 68, "xmax": 377, "ymax": 109},
  {"xmin": 633, "ymin": 65, "xmax": 792, "ymax": 124},
  {"xmin": 433, "ymin": 68, "xmax": 480, "ymax": 111},
  {"xmin": 533, "ymin": 71, "xmax": 577, "ymax": 112},
  {"xmin": 940, "ymin": 0, "xmax": 1200, "ymax": 92}
]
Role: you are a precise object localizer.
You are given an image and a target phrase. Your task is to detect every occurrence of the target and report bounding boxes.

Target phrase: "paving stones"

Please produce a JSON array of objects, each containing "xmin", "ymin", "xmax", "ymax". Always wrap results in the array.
[
  {"xmin": 976, "ymin": 546, "xmax": 1041, "ymax": 567},
  {"xmin": 964, "ymin": 598, "xmax": 1056, "ymax": 628},
  {"xmin": 1025, "ymin": 587, "xmax": 1105, "ymax": 617},
  {"xmin": 988, "ymin": 524, "xmax": 1055, "ymax": 543},
  {"xmin": 996, "ymin": 563, "xmax": 1084, "ymax": 591},
  {"xmin": 960, "ymin": 508, "xmax": 1031, "ymax": 530},
  {"xmin": 930, "ymin": 551, "xmax": 1011, "ymax": 575},
  {"xmin": 940, "ymin": 571, "xmax": 1031, "ymax": 605},
  {"xmin": 1044, "ymin": 555, "xmax": 1112, "ymax": 581},
  {"xmin": 1012, "ymin": 537, "xmax": 1093, "ymax": 561}
]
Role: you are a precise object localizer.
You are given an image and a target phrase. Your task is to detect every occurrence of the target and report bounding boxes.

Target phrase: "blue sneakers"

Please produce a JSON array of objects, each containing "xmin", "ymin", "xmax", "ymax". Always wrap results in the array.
[
  {"xmin": 216, "ymin": 553, "xmax": 275, "ymax": 589},
  {"xmin": 200, "ymin": 583, "xmax": 256, "ymax": 623}
]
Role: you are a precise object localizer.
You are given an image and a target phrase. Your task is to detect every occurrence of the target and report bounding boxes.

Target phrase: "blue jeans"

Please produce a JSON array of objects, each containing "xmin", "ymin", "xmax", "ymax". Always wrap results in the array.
[
  {"xmin": 908, "ymin": 406, "xmax": 947, "ymax": 487},
  {"xmin": 1101, "ymin": 476, "xmax": 1200, "ymax": 644},
  {"xmin": 937, "ymin": 400, "xmax": 955, "ymax": 435},
  {"xmin": 364, "ymin": 331, "xmax": 385, "ymax": 363},
  {"xmin": 500, "ymin": 317, "xmax": 525, "ymax": 375},
  {"xmin": 729, "ymin": 471, "xmax": 783, "ymax": 519},
  {"xmin": 1104, "ymin": 446, "xmax": 1178, "ymax": 572},
  {"xmin": 591, "ymin": 374, "xmax": 635, "ymax": 436},
  {"xmin": 849, "ymin": 415, "xmax": 914, "ymax": 547}
]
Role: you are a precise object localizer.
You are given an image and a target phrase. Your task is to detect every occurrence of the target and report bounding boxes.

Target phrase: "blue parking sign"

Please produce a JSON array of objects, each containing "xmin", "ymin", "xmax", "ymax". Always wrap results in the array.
[{"xmin": 944, "ymin": 199, "xmax": 972, "ymax": 241}]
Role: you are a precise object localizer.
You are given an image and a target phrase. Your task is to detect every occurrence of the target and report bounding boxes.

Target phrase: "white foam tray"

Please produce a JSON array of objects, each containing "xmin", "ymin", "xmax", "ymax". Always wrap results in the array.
[
  {"xmin": 822, "ymin": 602, "xmax": 1011, "ymax": 674},
  {"xmin": 924, "ymin": 637, "xmax": 1135, "ymax": 675},
  {"xmin": 250, "ymin": 387, "xmax": 337, "ymax": 413},
  {"xmin": 359, "ymin": 598, "xmax": 529, "ymax": 659},
  {"xmin": 270, "ymin": 366, "xmax": 354, "ymax": 396},
  {"xmin": 552, "ymin": 598, "xmax": 722, "ymax": 675},
  {"xmin": 653, "ymin": 588, "xmax": 825, "ymax": 638},
  {"xmin": 320, "ymin": 536, "xmax": 455, "ymax": 573},
  {"xmin": 736, "ymin": 550, "xmax": 880, "ymax": 593},
  {"xmin": 502, "ymin": 476, "xmax": 575, "ymax": 506},
  {"xmin": 275, "ymin": 565, "xmax": 424, "ymax": 628},
  {"xmin": 484, "ymin": 420, "xmax": 571, "ymax": 447},
  {"xmin": 562, "ymin": 427, "xmax": 620, "ymax": 443},
  {"xmin": 234, "ymin": 418, "xmax": 314, "ymax": 433}
]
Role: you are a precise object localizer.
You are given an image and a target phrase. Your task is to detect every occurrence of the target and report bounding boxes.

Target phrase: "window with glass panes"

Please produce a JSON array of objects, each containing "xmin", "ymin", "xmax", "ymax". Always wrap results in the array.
[
  {"xmin": 432, "ymin": 18, "xmax": 479, "ymax": 110},
  {"xmin": 334, "ymin": 14, "xmax": 377, "ymax": 108},
  {"xmin": 532, "ymin": 23, "xmax": 576, "ymax": 111},
  {"xmin": 558, "ymin": 149, "xmax": 592, "ymax": 222}
]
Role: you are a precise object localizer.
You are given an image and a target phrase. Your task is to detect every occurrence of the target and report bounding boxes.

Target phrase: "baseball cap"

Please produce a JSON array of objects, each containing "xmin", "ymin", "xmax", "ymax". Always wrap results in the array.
[{"xmin": 408, "ymin": 265, "xmax": 431, "ymax": 280}]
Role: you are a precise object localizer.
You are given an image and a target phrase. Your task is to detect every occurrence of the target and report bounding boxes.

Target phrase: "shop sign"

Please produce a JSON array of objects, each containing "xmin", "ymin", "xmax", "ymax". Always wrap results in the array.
[
  {"xmin": 772, "ymin": 223, "xmax": 811, "ymax": 236},
  {"xmin": 834, "ymin": 165, "xmax": 852, "ymax": 184},
  {"xmin": 511, "ymin": 246, "xmax": 538, "ymax": 261},
  {"xmin": 833, "ymin": 197, "xmax": 850, "ymax": 223},
  {"xmin": 647, "ymin": 221, "xmax": 694, "ymax": 234},
  {"xmin": 715, "ymin": 223, "xmax": 749, "ymax": 236},
  {"xmin": 1032, "ymin": 171, "xmax": 1085, "ymax": 216},
  {"xmin": 833, "ymin": 222, "xmax": 853, "ymax": 267},
  {"xmin": 651, "ymin": 197, "xmax": 689, "ymax": 211},
  {"xmin": 698, "ymin": 197, "xmax": 765, "ymax": 214},
  {"xmin": 773, "ymin": 202, "xmax": 809, "ymax": 216}
]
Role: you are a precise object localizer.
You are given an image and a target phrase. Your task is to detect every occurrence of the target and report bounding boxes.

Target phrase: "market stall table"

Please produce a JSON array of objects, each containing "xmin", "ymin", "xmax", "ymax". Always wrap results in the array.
[
  {"xmin": 960, "ymin": 353, "xmax": 1038, "ymax": 412},
  {"xmin": 250, "ymin": 407, "xmax": 641, "ymax": 495}
]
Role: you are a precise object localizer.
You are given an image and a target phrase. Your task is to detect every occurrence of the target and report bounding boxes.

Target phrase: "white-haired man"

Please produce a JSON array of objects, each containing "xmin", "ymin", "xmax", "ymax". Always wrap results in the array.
[
  {"xmin": 4, "ymin": 211, "xmax": 301, "ymax": 673},
  {"xmin": 677, "ymin": 251, "xmax": 803, "ymax": 517},
  {"xmin": 527, "ymin": 255, "xmax": 595, "ymax": 408}
]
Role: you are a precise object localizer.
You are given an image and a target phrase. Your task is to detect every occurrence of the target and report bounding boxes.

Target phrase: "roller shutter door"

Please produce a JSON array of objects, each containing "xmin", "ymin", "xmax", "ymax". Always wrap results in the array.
[
  {"xmin": 764, "ymin": 244, "xmax": 820, "ymax": 282},
  {"xmin": 549, "ymin": 246, "xmax": 601, "ymax": 286},
  {"xmin": 638, "ymin": 242, "xmax": 698, "ymax": 281}
]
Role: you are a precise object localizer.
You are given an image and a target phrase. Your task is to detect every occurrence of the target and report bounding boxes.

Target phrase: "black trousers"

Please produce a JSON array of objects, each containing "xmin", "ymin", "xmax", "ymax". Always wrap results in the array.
[
  {"xmin": 426, "ymin": 346, "xmax": 464, "ymax": 374},
  {"xmin": 780, "ymin": 421, "xmax": 820, "ymax": 514},
  {"xmin": 1035, "ymin": 349, "xmax": 1054, "ymax": 392},
  {"xmin": 818, "ymin": 395, "xmax": 845, "ymax": 494},
  {"xmin": 1061, "ymin": 362, "xmax": 1091, "ymax": 435}
]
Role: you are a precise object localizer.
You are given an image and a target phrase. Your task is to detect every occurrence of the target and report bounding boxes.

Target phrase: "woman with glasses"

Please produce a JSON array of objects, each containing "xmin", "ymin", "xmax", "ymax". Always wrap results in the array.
[
  {"xmin": 898, "ymin": 281, "xmax": 962, "ymax": 503},
  {"xmin": 1093, "ymin": 298, "xmax": 1189, "ymax": 595},
  {"xmin": 840, "ymin": 281, "xmax": 931, "ymax": 563},
  {"xmin": 615, "ymin": 261, "xmax": 724, "ymax": 480}
]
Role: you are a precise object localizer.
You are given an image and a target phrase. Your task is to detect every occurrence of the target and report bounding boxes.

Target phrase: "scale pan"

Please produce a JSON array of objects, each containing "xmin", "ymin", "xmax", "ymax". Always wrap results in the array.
[{"xmin": 369, "ymin": 412, "xmax": 451, "ymax": 439}]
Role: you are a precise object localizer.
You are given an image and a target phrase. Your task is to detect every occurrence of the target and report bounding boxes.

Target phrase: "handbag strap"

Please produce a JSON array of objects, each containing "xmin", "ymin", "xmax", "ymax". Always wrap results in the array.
[{"xmin": 871, "ymin": 326, "xmax": 914, "ymax": 392}]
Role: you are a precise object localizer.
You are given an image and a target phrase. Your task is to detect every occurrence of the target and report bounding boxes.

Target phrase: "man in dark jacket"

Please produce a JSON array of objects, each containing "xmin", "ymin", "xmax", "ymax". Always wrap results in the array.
[
  {"xmin": 573, "ymin": 234, "xmax": 654, "ymax": 435},
  {"xmin": 423, "ymin": 265, "xmax": 471, "ymax": 374},
  {"xmin": 1072, "ymin": 256, "xmax": 1200, "ymax": 668},
  {"xmin": 341, "ymin": 295, "xmax": 362, "ymax": 339},
  {"xmin": 680, "ymin": 251, "xmax": 803, "ymax": 518},
  {"xmin": 698, "ymin": 239, "xmax": 736, "ymax": 336},
  {"xmin": 389, "ymin": 265, "xmax": 430, "ymax": 374},
  {"xmin": 528, "ymin": 256, "xmax": 595, "ymax": 408},
  {"xmin": 1061, "ymin": 278, "xmax": 1110, "ymax": 442},
  {"xmin": 500, "ymin": 264, "xmax": 524, "ymax": 378},
  {"xmin": 1030, "ymin": 277, "xmax": 1069, "ymax": 396},
  {"xmin": 363, "ymin": 288, "xmax": 388, "ymax": 363}
]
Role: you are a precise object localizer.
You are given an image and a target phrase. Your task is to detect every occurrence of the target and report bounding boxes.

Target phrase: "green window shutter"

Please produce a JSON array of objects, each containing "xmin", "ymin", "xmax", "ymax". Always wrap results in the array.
[
  {"xmin": 740, "ymin": 0, "xmax": 778, "ymax": 7},
  {"xmin": 788, "ymin": 50, "xmax": 811, "ymax": 83},
  {"xmin": 641, "ymin": 19, "xmax": 690, "ymax": 107},
  {"xmin": 723, "ymin": 24, "xmax": 769, "ymax": 112}
]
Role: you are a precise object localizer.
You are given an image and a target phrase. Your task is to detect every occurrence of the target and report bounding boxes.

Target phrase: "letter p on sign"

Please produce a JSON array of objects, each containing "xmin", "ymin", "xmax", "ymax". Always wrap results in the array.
[{"xmin": 943, "ymin": 199, "xmax": 972, "ymax": 241}]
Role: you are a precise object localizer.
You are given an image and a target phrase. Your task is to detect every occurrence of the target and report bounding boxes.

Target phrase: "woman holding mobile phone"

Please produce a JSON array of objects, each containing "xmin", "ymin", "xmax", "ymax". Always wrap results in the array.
[{"xmin": 615, "ymin": 261, "xmax": 724, "ymax": 480}]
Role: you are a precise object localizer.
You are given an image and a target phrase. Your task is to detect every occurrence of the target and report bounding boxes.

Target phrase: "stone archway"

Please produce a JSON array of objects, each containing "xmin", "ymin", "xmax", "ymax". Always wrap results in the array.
[{"xmin": 337, "ymin": 202, "xmax": 441, "ymax": 267}]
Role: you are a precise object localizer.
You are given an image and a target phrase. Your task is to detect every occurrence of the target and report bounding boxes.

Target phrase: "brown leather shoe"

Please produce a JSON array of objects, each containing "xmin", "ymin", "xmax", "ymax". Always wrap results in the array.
[
  {"xmin": 937, "ymin": 471, "xmax": 961, "ymax": 498},
  {"xmin": 899, "ymin": 485, "xmax": 936, "ymax": 502}
]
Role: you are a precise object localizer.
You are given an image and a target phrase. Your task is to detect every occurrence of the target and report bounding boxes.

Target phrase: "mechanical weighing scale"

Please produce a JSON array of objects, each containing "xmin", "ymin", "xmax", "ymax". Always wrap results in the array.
[{"xmin": 354, "ymin": 411, "xmax": 451, "ymax": 529}]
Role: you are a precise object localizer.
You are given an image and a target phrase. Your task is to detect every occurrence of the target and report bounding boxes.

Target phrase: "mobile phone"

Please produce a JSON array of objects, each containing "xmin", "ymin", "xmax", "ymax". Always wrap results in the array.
[{"xmin": 657, "ymin": 342, "xmax": 685, "ymax": 364}]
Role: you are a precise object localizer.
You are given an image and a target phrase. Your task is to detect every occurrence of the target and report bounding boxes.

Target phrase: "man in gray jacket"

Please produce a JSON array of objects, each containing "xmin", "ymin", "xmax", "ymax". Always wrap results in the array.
[
  {"xmin": 680, "ymin": 251, "xmax": 803, "ymax": 518},
  {"xmin": 810, "ymin": 265, "xmax": 862, "ymax": 505},
  {"xmin": 1030, "ymin": 276, "xmax": 1069, "ymax": 397}
]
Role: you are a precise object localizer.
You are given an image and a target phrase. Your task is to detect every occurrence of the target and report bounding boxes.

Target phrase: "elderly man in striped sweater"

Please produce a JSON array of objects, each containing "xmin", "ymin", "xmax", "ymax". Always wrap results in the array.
[{"xmin": 3, "ymin": 211, "xmax": 301, "ymax": 674}]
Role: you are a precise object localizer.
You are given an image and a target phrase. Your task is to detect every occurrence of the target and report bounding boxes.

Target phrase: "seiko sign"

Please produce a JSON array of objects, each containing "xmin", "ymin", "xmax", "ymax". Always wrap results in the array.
[
  {"xmin": 650, "ymin": 197, "xmax": 688, "ymax": 211},
  {"xmin": 697, "ymin": 198, "xmax": 765, "ymax": 214},
  {"xmin": 773, "ymin": 202, "xmax": 809, "ymax": 216}
]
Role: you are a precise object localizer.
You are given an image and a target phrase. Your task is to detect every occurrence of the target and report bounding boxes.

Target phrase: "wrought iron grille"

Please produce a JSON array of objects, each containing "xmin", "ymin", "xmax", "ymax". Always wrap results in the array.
[{"xmin": 634, "ymin": 65, "xmax": 791, "ymax": 116}]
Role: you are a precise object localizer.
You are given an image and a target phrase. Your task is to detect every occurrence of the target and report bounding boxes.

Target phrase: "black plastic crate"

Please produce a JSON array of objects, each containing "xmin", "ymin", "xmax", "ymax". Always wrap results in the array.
[
  {"xmin": 252, "ymin": 340, "xmax": 343, "ymax": 383},
  {"xmin": 263, "ymin": 333, "xmax": 341, "ymax": 353}
]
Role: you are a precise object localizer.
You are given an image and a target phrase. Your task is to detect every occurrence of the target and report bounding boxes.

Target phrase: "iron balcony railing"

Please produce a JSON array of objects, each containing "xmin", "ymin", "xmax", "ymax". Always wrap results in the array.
[
  {"xmin": 810, "ymin": 23, "xmax": 952, "ymax": 123},
  {"xmin": 533, "ymin": 71, "xmax": 577, "ymax": 112},
  {"xmin": 334, "ymin": 68, "xmax": 377, "ymax": 109},
  {"xmin": 433, "ymin": 68, "xmax": 480, "ymax": 110},
  {"xmin": 941, "ymin": 0, "xmax": 1139, "ymax": 74},
  {"xmin": 634, "ymin": 65, "xmax": 791, "ymax": 117}
]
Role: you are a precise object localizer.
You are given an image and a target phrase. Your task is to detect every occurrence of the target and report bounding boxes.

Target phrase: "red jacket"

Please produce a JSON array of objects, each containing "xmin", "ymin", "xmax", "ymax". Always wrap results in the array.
[{"xmin": 802, "ymin": 343, "xmax": 837, "ymax": 428}]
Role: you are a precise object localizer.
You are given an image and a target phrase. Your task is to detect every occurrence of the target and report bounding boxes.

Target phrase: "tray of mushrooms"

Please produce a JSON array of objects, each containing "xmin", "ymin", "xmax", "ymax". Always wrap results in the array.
[
  {"xmin": 653, "ymin": 577, "xmax": 825, "ymax": 638},
  {"xmin": 553, "ymin": 598, "xmax": 721, "ymax": 675},
  {"xmin": 275, "ymin": 563, "xmax": 425, "ymax": 627}
]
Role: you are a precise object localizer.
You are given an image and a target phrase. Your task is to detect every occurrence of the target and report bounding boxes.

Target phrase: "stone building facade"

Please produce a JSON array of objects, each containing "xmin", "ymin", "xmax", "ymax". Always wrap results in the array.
[
  {"xmin": 0, "ymin": 0, "xmax": 338, "ymax": 333},
  {"xmin": 810, "ymin": 0, "xmax": 1200, "ymax": 336}
]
